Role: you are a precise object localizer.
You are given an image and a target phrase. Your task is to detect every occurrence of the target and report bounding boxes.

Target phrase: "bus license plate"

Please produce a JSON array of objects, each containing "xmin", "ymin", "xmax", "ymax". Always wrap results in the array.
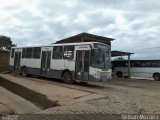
[{"xmin": 100, "ymin": 76, "xmax": 107, "ymax": 81}]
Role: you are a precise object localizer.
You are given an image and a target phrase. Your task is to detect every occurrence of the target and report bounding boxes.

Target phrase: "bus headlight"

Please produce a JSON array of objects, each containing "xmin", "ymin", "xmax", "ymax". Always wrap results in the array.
[
  {"xmin": 94, "ymin": 73, "xmax": 99, "ymax": 78},
  {"xmin": 107, "ymin": 74, "xmax": 112, "ymax": 80}
]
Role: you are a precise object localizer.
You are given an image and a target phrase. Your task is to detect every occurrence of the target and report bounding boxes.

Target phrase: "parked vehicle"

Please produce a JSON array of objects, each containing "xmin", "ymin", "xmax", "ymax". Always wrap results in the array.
[
  {"xmin": 112, "ymin": 60, "xmax": 160, "ymax": 80},
  {"xmin": 9, "ymin": 42, "xmax": 112, "ymax": 83}
]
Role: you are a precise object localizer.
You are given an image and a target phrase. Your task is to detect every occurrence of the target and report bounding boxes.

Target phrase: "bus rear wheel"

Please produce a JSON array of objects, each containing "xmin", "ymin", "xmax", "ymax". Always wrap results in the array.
[
  {"xmin": 21, "ymin": 67, "xmax": 28, "ymax": 77},
  {"xmin": 153, "ymin": 73, "xmax": 160, "ymax": 81},
  {"xmin": 116, "ymin": 71, "xmax": 123, "ymax": 78},
  {"xmin": 80, "ymin": 81, "xmax": 88, "ymax": 85},
  {"xmin": 62, "ymin": 71, "xmax": 74, "ymax": 84}
]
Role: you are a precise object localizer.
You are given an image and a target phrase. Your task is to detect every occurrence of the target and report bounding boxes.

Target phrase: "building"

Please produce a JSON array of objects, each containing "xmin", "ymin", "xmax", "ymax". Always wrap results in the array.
[
  {"xmin": 0, "ymin": 51, "xmax": 10, "ymax": 72},
  {"xmin": 54, "ymin": 32, "xmax": 114, "ymax": 46}
]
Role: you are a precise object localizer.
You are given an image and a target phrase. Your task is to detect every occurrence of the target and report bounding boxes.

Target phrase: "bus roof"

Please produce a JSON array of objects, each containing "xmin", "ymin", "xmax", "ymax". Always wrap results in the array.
[{"xmin": 11, "ymin": 42, "xmax": 110, "ymax": 49}]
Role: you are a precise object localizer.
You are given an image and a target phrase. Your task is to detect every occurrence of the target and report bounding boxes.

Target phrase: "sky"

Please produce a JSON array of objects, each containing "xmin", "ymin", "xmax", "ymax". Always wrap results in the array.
[{"xmin": 0, "ymin": 0, "xmax": 160, "ymax": 59}]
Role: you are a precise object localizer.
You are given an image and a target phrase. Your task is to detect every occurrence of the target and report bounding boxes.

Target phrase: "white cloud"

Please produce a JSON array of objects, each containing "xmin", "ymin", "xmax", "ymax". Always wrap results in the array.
[
  {"xmin": 54, "ymin": 15, "xmax": 68, "ymax": 26},
  {"xmin": 88, "ymin": 28, "xmax": 101, "ymax": 34},
  {"xmin": 73, "ymin": 13, "xmax": 88, "ymax": 24},
  {"xmin": 64, "ymin": 0, "xmax": 78, "ymax": 7},
  {"xmin": 0, "ymin": 0, "xmax": 160, "ymax": 59}
]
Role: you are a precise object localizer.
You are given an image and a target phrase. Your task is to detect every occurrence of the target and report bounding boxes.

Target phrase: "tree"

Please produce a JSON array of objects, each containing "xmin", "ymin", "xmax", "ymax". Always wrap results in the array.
[{"xmin": 0, "ymin": 35, "xmax": 13, "ymax": 51}]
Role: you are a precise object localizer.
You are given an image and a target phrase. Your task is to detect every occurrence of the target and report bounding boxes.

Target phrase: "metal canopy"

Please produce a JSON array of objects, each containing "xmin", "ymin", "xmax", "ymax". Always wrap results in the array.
[
  {"xmin": 112, "ymin": 50, "xmax": 134, "ymax": 57},
  {"xmin": 55, "ymin": 32, "xmax": 114, "ymax": 46}
]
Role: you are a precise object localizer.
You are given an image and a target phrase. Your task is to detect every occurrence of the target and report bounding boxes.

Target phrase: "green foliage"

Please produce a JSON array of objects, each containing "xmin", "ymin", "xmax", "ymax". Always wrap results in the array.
[{"xmin": 0, "ymin": 35, "xmax": 12, "ymax": 51}]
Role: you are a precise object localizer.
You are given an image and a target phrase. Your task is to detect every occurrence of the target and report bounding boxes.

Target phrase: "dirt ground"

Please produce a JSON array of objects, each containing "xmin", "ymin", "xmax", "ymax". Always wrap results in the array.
[
  {"xmin": 0, "ymin": 86, "xmax": 41, "ymax": 114},
  {"xmin": 1, "ymin": 73, "xmax": 160, "ymax": 119},
  {"xmin": 38, "ymin": 77, "xmax": 160, "ymax": 114}
]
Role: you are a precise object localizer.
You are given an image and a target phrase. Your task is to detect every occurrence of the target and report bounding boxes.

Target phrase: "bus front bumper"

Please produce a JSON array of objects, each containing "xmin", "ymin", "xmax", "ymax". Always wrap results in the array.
[{"xmin": 89, "ymin": 74, "xmax": 112, "ymax": 82}]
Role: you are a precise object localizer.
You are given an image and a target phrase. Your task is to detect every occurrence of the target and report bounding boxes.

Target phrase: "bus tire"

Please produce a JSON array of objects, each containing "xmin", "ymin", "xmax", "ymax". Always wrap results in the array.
[
  {"xmin": 80, "ymin": 81, "xmax": 88, "ymax": 85},
  {"xmin": 116, "ymin": 71, "xmax": 123, "ymax": 78},
  {"xmin": 62, "ymin": 71, "xmax": 74, "ymax": 84},
  {"xmin": 153, "ymin": 73, "xmax": 160, "ymax": 81},
  {"xmin": 21, "ymin": 67, "xmax": 28, "ymax": 77}
]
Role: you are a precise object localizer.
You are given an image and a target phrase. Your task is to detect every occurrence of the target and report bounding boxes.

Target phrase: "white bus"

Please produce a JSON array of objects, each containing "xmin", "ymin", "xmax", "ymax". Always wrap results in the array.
[
  {"xmin": 112, "ymin": 60, "xmax": 160, "ymax": 81},
  {"xmin": 9, "ymin": 42, "xmax": 112, "ymax": 83}
]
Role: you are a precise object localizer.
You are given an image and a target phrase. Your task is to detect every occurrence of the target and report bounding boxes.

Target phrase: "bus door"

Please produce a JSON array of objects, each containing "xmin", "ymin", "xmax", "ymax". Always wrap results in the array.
[
  {"xmin": 75, "ymin": 50, "xmax": 90, "ymax": 81},
  {"xmin": 41, "ymin": 51, "xmax": 51, "ymax": 76},
  {"xmin": 14, "ymin": 51, "xmax": 21, "ymax": 71}
]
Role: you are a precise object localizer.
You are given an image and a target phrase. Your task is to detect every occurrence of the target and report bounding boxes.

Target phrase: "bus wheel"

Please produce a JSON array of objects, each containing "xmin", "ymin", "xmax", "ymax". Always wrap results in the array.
[
  {"xmin": 116, "ymin": 71, "xmax": 123, "ymax": 78},
  {"xmin": 21, "ymin": 67, "xmax": 28, "ymax": 77},
  {"xmin": 80, "ymin": 81, "xmax": 88, "ymax": 85},
  {"xmin": 153, "ymin": 73, "xmax": 160, "ymax": 81},
  {"xmin": 62, "ymin": 72, "xmax": 74, "ymax": 84}
]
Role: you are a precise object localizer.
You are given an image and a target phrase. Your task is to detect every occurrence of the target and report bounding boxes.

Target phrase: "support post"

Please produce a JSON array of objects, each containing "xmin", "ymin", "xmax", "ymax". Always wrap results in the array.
[{"xmin": 128, "ymin": 54, "xmax": 131, "ymax": 78}]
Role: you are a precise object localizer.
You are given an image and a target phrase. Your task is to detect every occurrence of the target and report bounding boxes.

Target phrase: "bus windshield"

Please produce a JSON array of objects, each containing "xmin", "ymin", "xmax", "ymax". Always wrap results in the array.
[
  {"xmin": 91, "ymin": 44, "xmax": 111, "ymax": 69},
  {"xmin": 93, "ymin": 43, "xmax": 110, "ymax": 51}
]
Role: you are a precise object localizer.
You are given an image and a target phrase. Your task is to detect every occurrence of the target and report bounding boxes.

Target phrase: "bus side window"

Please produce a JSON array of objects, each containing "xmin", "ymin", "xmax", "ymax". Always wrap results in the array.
[
  {"xmin": 63, "ymin": 46, "xmax": 74, "ymax": 59},
  {"xmin": 131, "ymin": 61, "xmax": 135, "ymax": 67},
  {"xmin": 158, "ymin": 61, "xmax": 160, "ymax": 67},
  {"xmin": 142, "ymin": 61, "xmax": 145, "ymax": 67},
  {"xmin": 146, "ymin": 62, "xmax": 151, "ymax": 67},
  {"xmin": 22, "ymin": 48, "xmax": 26, "ymax": 58},
  {"xmin": 33, "ymin": 47, "xmax": 41, "ymax": 59},
  {"xmin": 26, "ymin": 48, "xmax": 33, "ymax": 58},
  {"xmin": 52, "ymin": 46, "xmax": 63, "ymax": 59},
  {"xmin": 151, "ymin": 61, "xmax": 156, "ymax": 67},
  {"xmin": 116, "ymin": 62, "xmax": 120, "ymax": 67},
  {"xmin": 135, "ymin": 61, "xmax": 141, "ymax": 67},
  {"xmin": 11, "ymin": 48, "xmax": 15, "ymax": 58},
  {"xmin": 120, "ymin": 61, "xmax": 126, "ymax": 67}
]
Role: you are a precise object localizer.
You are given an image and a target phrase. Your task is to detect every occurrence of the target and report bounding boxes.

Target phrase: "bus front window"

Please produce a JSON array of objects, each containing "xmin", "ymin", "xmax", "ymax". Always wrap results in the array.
[{"xmin": 91, "ymin": 49, "xmax": 111, "ymax": 69}]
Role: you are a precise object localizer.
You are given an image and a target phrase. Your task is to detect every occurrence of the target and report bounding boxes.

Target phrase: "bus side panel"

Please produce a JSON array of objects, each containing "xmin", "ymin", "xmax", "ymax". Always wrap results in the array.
[
  {"xmin": 63, "ymin": 59, "xmax": 75, "ymax": 79},
  {"xmin": 113, "ymin": 67, "xmax": 160, "ymax": 79},
  {"xmin": 21, "ymin": 59, "xmax": 41, "ymax": 75},
  {"xmin": 130, "ymin": 67, "xmax": 160, "ymax": 78},
  {"xmin": 50, "ymin": 59, "xmax": 75, "ymax": 79},
  {"xmin": 113, "ymin": 67, "xmax": 128, "ymax": 77},
  {"xmin": 50, "ymin": 59, "xmax": 64, "ymax": 79}
]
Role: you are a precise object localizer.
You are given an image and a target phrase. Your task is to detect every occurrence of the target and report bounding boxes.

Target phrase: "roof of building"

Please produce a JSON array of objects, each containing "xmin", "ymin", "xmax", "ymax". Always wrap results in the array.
[
  {"xmin": 55, "ymin": 32, "xmax": 114, "ymax": 46},
  {"xmin": 111, "ymin": 50, "xmax": 134, "ymax": 57}
]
